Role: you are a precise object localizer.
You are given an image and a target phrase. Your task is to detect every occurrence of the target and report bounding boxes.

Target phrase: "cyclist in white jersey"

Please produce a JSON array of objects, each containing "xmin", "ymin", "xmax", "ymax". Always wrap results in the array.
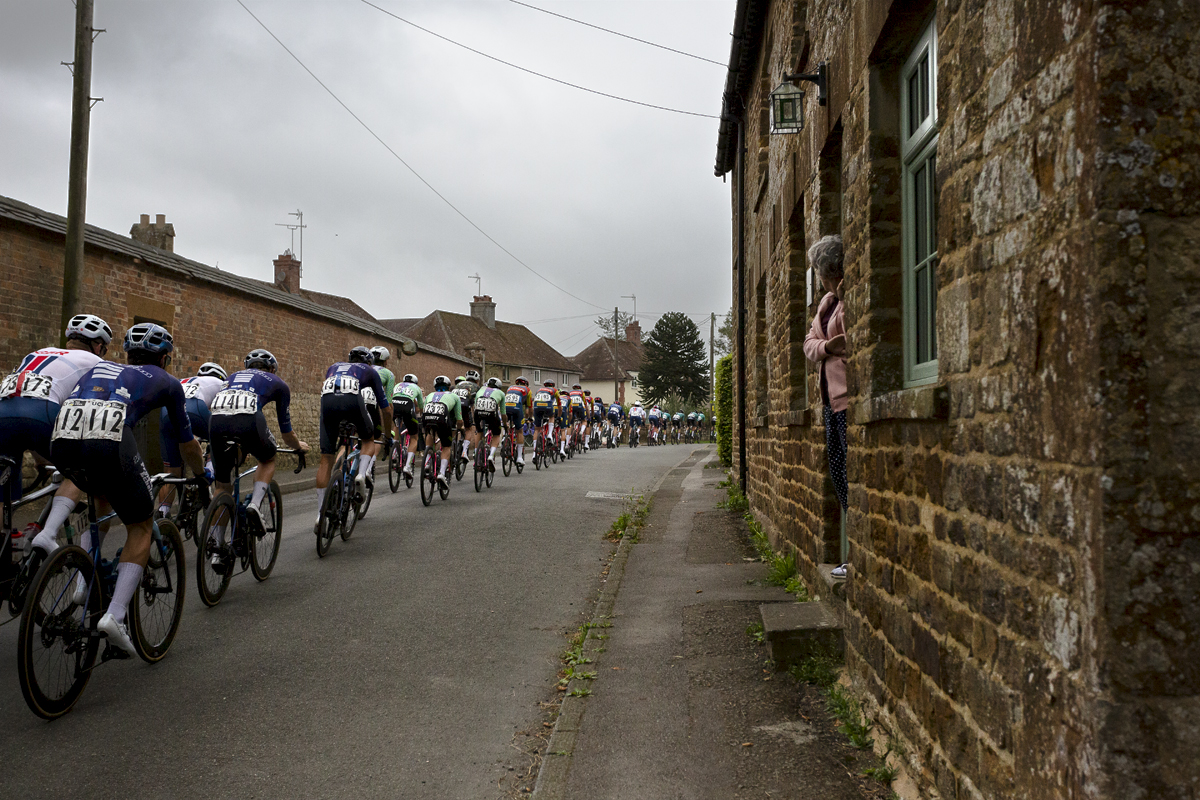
[
  {"xmin": 2, "ymin": 315, "xmax": 111, "ymax": 597},
  {"xmin": 154, "ymin": 362, "xmax": 226, "ymax": 518}
]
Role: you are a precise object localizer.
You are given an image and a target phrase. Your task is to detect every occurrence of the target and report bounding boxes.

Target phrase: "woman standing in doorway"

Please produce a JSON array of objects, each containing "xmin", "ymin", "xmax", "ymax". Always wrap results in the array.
[{"xmin": 803, "ymin": 235, "xmax": 850, "ymax": 578}]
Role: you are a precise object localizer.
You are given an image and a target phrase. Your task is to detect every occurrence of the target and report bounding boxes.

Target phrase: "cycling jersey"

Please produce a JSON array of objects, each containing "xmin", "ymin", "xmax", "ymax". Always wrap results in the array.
[
  {"xmin": 50, "ymin": 361, "xmax": 192, "ymax": 523},
  {"xmin": 592, "ymin": 399, "xmax": 605, "ymax": 418},
  {"xmin": 209, "ymin": 369, "xmax": 293, "ymax": 479},
  {"xmin": 568, "ymin": 390, "xmax": 587, "ymax": 420},
  {"xmin": 453, "ymin": 379, "xmax": 479, "ymax": 429},
  {"xmin": 218, "ymin": 369, "xmax": 296, "ymax": 432},
  {"xmin": 607, "ymin": 402, "xmax": 623, "ymax": 420},
  {"xmin": 672, "ymin": 413, "xmax": 684, "ymax": 425},
  {"xmin": 423, "ymin": 389, "xmax": 463, "ymax": 447},
  {"xmin": 375, "ymin": 366, "xmax": 396, "ymax": 404},
  {"xmin": 629, "ymin": 405, "xmax": 646, "ymax": 426},
  {"xmin": 473, "ymin": 386, "xmax": 505, "ymax": 436},
  {"xmin": 504, "ymin": 384, "xmax": 530, "ymax": 424},
  {"xmin": 648, "ymin": 408, "xmax": 661, "ymax": 425},
  {"xmin": 391, "ymin": 381, "xmax": 425, "ymax": 436},
  {"xmin": 0, "ymin": 346, "xmax": 103, "ymax": 499},
  {"xmin": 160, "ymin": 374, "xmax": 226, "ymax": 467},
  {"xmin": 324, "ymin": 362, "xmax": 389, "ymax": 411},
  {"xmin": 686, "ymin": 413, "xmax": 698, "ymax": 424},
  {"xmin": 319, "ymin": 362, "xmax": 385, "ymax": 455}
]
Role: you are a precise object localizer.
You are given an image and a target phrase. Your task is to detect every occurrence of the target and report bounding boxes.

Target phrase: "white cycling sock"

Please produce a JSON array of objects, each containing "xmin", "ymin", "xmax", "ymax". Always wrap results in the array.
[
  {"xmin": 438, "ymin": 458, "xmax": 448, "ymax": 478},
  {"xmin": 36, "ymin": 495, "xmax": 77, "ymax": 553},
  {"xmin": 405, "ymin": 451, "xmax": 415, "ymax": 469},
  {"xmin": 315, "ymin": 487, "xmax": 327, "ymax": 514},
  {"xmin": 517, "ymin": 444, "xmax": 524, "ymax": 459},
  {"xmin": 357, "ymin": 453, "xmax": 371, "ymax": 478},
  {"xmin": 461, "ymin": 440, "xmax": 470, "ymax": 458},
  {"xmin": 250, "ymin": 481, "xmax": 269, "ymax": 508},
  {"xmin": 107, "ymin": 562, "xmax": 143, "ymax": 624},
  {"xmin": 489, "ymin": 446, "xmax": 497, "ymax": 462}
]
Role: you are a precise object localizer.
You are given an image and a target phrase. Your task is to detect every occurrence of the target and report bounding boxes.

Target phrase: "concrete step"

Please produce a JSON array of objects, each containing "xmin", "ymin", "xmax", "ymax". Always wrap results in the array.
[{"xmin": 759, "ymin": 600, "xmax": 844, "ymax": 671}]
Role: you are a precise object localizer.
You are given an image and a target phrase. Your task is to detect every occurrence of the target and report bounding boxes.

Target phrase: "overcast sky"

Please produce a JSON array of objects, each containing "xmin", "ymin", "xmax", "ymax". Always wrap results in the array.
[{"xmin": 1, "ymin": 0, "xmax": 734, "ymax": 354}]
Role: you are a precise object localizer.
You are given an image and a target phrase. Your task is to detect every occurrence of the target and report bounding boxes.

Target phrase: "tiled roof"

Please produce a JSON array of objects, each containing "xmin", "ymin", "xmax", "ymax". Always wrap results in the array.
[
  {"xmin": 379, "ymin": 318, "xmax": 422, "ymax": 336},
  {"xmin": 401, "ymin": 311, "xmax": 578, "ymax": 372},
  {"xmin": 0, "ymin": 194, "xmax": 413, "ymax": 347},
  {"xmin": 572, "ymin": 337, "xmax": 643, "ymax": 381}
]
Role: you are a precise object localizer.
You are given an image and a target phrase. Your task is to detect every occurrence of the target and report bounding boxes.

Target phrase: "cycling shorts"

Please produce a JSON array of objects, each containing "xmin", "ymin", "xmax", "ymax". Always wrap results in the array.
[
  {"xmin": 393, "ymin": 401, "xmax": 421, "ymax": 437},
  {"xmin": 505, "ymin": 406, "xmax": 525, "ymax": 426},
  {"xmin": 0, "ymin": 397, "xmax": 59, "ymax": 501},
  {"xmin": 319, "ymin": 392, "xmax": 372, "ymax": 455},
  {"xmin": 50, "ymin": 426, "xmax": 154, "ymax": 525},
  {"xmin": 606, "ymin": 411, "xmax": 621, "ymax": 423},
  {"xmin": 210, "ymin": 410, "xmax": 278, "ymax": 483},
  {"xmin": 475, "ymin": 409, "xmax": 502, "ymax": 437},
  {"xmin": 367, "ymin": 402, "xmax": 382, "ymax": 439},
  {"xmin": 571, "ymin": 406, "xmax": 587, "ymax": 422},
  {"xmin": 422, "ymin": 413, "xmax": 454, "ymax": 448},
  {"xmin": 533, "ymin": 407, "xmax": 554, "ymax": 428},
  {"xmin": 160, "ymin": 398, "xmax": 211, "ymax": 467},
  {"xmin": 630, "ymin": 416, "xmax": 645, "ymax": 427},
  {"xmin": 460, "ymin": 405, "xmax": 474, "ymax": 431}
]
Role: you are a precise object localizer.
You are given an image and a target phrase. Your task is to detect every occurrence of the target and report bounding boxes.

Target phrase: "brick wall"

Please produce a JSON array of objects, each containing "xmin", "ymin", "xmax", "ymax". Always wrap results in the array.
[
  {"xmin": 0, "ymin": 215, "xmax": 471, "ymax": 460},
  {"xmin": 724, "ymin": 1, "xmax": 1200, "ymax": 799}
]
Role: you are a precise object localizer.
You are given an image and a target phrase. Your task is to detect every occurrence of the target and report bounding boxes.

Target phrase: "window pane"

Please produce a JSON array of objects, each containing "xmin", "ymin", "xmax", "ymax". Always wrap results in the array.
[
  {"xmin": 920, "ymin": 53, "xmax": 930, "ymax": 122},
  {"xmin": 929, "ymin": 154, "xmax": 938, "ymax": 247},
  {"xmin": 908, "ymin": 68, "xmax": 921, "ymax": 137},
  {"xmin": 914, "ymin": 162, "xmax": 928, "ymax": 262},
  {"xmin": 929, "ymin": 258, "xmax": 938, "ymax": 360},
  {"xmin": 916, "ymin": 265, "xmax": 929, "ymax": 364}
]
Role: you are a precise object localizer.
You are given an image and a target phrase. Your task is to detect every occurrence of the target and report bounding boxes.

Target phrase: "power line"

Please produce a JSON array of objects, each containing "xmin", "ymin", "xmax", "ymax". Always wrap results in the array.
[
  {"xmin": 359, "ymin": 0, "xmax": 718, "ymax": 120},
  {"xmin": 236, "ymin": 0, "xmax": 607, "ymax": 312},
  {"xmin": 552, "ymin": 322, "xmax": 600, "ymax": 349},
  {"xmin": 507, "ymin": 0, "xmax": 725, "ymax": 67},
  {"xmin": 517, "ymin": 312, "xmax": 600, "ymax": 325}
]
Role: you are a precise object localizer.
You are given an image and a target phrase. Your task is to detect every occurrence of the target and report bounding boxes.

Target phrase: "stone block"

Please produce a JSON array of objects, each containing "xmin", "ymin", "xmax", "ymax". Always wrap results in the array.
[{"xmin": 760, "ymin": 601, "xmax": 845, "ymax": 671}]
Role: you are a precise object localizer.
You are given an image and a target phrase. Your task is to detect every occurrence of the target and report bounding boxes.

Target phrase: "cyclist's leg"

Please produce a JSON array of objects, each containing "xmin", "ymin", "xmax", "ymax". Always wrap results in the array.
[{"xmin": 245, "ymin": 411, "xmax": 279, "ymax": 508}]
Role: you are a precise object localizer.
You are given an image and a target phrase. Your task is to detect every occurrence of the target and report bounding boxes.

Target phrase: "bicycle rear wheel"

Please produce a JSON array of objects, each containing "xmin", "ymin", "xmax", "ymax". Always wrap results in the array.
[
  {"xmin": 197, "ymin": 494, "xmax": 235, "ymax": 607},
  {"xmin": 474, "ymin": 447, "xmax": 484, "ymax": 492},
  {"xmin": 316, "ymin": 477, "xmax": 339, "ymax": 557},
  {"xmin": 389, "ymin": 446, "xmax": 401, "ymax": 493},
  {"xmin": 357, "ymin": 468, "xmax": 374, "ymax": 520},
  {"xmin": 455, "ymin": 448, "xmax": 467, "ymax": 482},
  {"xmin": 17, "ymin": 545, "xmax": 100, "ymax": 720},
  {"xmin": 420, "ymin": 451, "xmax": 435, "ymax": 506},
  {"xmin": 502, "ymin": 439, "xmax": 512, "ymax": 477},
  {"xmin": 250, "ymin": 481, "xmax": 282, "ymax": 581},
  {"xmin": 340, "ymin": 470, "xmax": 359, "ymax": 540},
  {"xmin": 132, "ymin": 519, "xmax": 185, "ymax": 662}
]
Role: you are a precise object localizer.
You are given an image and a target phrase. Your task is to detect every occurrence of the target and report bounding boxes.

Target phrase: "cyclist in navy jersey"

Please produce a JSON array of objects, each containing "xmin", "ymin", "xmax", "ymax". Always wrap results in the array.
[
  {"xmin": 155, "ymin": 361, "xmax": 225, "ymax": 518},
  {"xmin": 49, "ymin": 323, "xmax": 207, "ymax": 656},
  {"xmin": 208, "ymin": 350, "xmax": 308, "ymax": 532},
  {"xmin": 314, "ymin": 347, "xmax": 390, "ymax": 531}
]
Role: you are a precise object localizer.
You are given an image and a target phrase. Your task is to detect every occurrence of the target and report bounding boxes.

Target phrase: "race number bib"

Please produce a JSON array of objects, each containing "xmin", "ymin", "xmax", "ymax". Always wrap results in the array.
[
  {"xmin": 454, "ymin": 388, "xmax": 470, "ymax": 401},
  {"xmin": 52, "ymin": 398, "xmax": 126, "ymax": 442},
  {"xmin": 211, "ymin": 389, "xmax": 259, "ymax": 416},
  {"xmin": 362, "ymin": 387, "xmax": 377, "ymax": 406},
  {"xmin": 505, "ymin": 392, "xmax": 521, "ymax": 406},
  {"xmin": 475, "ymin": 396, "xmax": 498, "ymax": 414},
  {"xmin": 534, "ymin": 391, "xmax": 552, "ymax": 404},
  {"xmin": 322, "ymin": 376, "xmax": 360, "ymax": 395},
  {"xmin": 183, "ymin": 381, "xmax": 202, "ymax": 399},
  {"xmin": 425, "ymin": 401, "xmax": 448, "ymax": 418},
  {"xmin": 0, "ymin": 371, "xmax": 53, "ymax": 401}
]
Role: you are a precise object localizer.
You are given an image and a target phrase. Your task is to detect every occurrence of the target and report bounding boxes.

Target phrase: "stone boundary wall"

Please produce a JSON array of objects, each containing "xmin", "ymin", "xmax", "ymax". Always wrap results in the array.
[
  {"xmin": 0, "ymin": 215, "xmax": 471, "ymax": 465},
  {"xmin": 727, "ymin": 1, "xmax": 1200, "ymax": 798}
]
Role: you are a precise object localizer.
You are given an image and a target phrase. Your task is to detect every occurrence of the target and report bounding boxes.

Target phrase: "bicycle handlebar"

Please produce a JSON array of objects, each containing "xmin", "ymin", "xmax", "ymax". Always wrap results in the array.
[{"xmin": 276, "ymin": 448, "xmax": 307, "ymax": 474}]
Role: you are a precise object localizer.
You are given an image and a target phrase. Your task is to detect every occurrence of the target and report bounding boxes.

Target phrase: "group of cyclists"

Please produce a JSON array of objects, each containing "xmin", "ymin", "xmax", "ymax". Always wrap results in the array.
[{"xmin": 0, "ymin": 314, "xmax": 715, "ymax": 666}]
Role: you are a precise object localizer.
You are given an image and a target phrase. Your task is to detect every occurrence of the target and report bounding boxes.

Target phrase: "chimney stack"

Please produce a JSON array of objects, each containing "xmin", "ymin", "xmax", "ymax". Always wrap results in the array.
[
  {"xmin": 274, "ymin": 252, "xmax": 301, "ymax": 294},
  {"xmin": 130, "ymin": 213, "xmax": 176, "ymax": 252},
  {"xmin": 625, "ymin": 320, "xmax": 641, "ymax": 344},
  {"xmin": 470, "ymin": 295, "xmax": 496, "ymax": 330}
]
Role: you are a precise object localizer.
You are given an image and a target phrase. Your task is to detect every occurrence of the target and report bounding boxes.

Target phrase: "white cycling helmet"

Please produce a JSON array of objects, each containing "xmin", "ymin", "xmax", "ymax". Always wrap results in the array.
[
  {"xmin": 65, "ymin": 313, "xmax": 113, "ymax": 345},
  {"xmin": 433, "ymin": 375, "xmax": 452, "ymax": 389},
  {"xmin": 486, "ymin": 377, "xmax": 501, "ymax": 389},
  {"xmin": 403, "ymin": 373, "xmax": 418, "ymax": 384},
  {"xmin": 370, "ymin": 346, "xmax": 391, "ymax": 364},
  {"xmin": 197, "ymin": 362, "xmax": 227, "ymax": 381}
]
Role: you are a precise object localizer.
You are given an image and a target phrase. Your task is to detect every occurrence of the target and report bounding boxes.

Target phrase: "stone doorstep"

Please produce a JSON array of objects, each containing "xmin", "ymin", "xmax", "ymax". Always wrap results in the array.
[{"xmin": 760, "ymin": 600, "xmax": 845, "ymax": 672}]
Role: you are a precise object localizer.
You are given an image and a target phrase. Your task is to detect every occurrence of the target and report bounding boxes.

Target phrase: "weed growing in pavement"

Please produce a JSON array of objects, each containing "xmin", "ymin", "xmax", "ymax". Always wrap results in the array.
[
  {"xmin": 606, "ymin": 512, "xmax": 631, "ymax": 542},
  {"xmin": 827, "ymin": 684, "xmax": 874, "ymax": 749},
  {"xmin": 717, "ymin": 479, "xmax": 749, "ymax": 511},
  {"xmin": 745, "ymin": 622, "xmax": 765, "ymax": 644},
  {"xmin": 766, "ymin": 551, "xmax": 798, "ymax": 587},
  {"xmin": 744, "ymin": 514, "xmax": 811, "ymax": 601},
  {"xmin": 788, "ymin": 654, "xmax": 841, "ymax": 689},
  {"xmin": 862, "ymin": 761, "xmax": 899, "ymax": 784},
  {"xmin": 567, "ymin": 687, "xmax": 592, "ymax": 697},
  {"xmin": 607, "ymin": 495, "xmax": 650, "ymax": 543}
]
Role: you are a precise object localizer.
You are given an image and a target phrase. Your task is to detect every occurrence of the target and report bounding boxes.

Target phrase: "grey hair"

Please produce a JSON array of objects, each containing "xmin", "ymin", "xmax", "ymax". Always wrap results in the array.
[{"xmin": 808, "ymin": 234, "xmax": 844, "ymax": 280}]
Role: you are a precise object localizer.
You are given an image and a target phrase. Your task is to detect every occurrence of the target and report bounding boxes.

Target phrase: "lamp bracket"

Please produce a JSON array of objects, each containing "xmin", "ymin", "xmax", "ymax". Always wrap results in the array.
[{"xmin": 784, "ymin": 61, "xmax": 828, "ymax": 107}]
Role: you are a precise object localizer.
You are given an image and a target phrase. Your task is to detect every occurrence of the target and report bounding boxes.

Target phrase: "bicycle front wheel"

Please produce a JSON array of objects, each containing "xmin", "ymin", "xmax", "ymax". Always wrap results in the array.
[
  {"xmin": 389, "ymin": 446, "xmax": 401, "ymax": 493},
  {"xmin": 250, "ymin": 481, "xmax": 282, "ymax": 581},
  {"xmin": 474, "ymin": 449, "xmax": 484, "ymax": 492},
  {"xmin": 197, "ymin": 494, "xmax": 235, "ymax": 607},
  {"xmin": 132, "ymin": 519, "xmax": 185, "ymax": 662},
  {"xmin": 17, "ymin": 545, "xmax": 100, "ymax": 720}
]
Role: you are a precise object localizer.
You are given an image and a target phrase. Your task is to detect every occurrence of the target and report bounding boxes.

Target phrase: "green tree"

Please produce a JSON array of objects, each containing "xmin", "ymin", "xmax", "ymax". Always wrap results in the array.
[
  {"xmin": 713, "ymin": 308, "xmax": 733, "ymax": 358},
  {"xmin": 715, "ymin": 354, "xmax": 733, "ymax": 466},
  {"xmin": 640, "ymin": 312, "xmax": 710, "ymax": 406}
]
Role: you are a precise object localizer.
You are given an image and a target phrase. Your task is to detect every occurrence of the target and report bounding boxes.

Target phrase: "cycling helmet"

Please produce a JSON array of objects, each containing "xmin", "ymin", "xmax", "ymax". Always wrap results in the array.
[
  {"xmin": 65, "ymin": 313, "xmax": 113, "ymax": 345},
  {"xmin": 245, "ymin": 349, "xmax": 279, "ymax": 371},
  {"xmin": 486, "ymin": 377, "xmax": 501, "ymax": 389},
  {"xmin": 433, "ymin": 375, "xmax": 451, "ymax": 390},
  {"xmin": 515, "ymin": 376, "xmax": 529, "ymax": 387},
  {"xmin": 123, "ymin": 322, "xmax": 173, "ymax": 355},
  {"xmin": 572, "ymin": 384, "xmax": 582, "ymax": 390},
  {"xmin": 370, "ymin": 345, "xmax": 391, "ymax": 364},
  {"xmin": 544, "ymin": 380, "xmax": 556, "ymax": 388},
  {"xmin": 349, "ymin": 346, "xmax": 373, "ymax": 364},
  {"xmin": 465, "ymin": 370, "xmax": 480, "ymax": 382},
  {"xmin": 402, "ymin": 373, "xmax": 418, "ymax": 384},
  {"xmin": 455, "ymin": 375, "xmax": 466, "ymax": 384},
  {"xmin": 197, "ymin": 362, "xmax": 227, "ymax": 381},
  {"xmin": 584, "ymin": 390, "xmax": 591, "ymax": 396}
]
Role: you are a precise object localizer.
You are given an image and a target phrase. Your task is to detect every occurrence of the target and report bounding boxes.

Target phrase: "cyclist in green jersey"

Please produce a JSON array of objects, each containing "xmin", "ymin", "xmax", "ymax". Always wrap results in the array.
[
  {"xmin": 371, "ymin": 346, "xmax": 396, "ymax": 441},
  {"xmin": 391, "ymin": 373, "xmax": 425, "ymax": 479},
  {"xmin": 423, "ymin": 375, "xmax": 464, "ymax": 488},
  {"xmin": 473, "ymin": 378, "xmax": 506, "ymax": 472}
]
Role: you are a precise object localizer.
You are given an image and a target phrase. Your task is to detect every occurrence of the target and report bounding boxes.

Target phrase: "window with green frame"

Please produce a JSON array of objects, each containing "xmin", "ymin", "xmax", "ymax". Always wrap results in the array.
[{"xmin": 901, "ymin": 19, "xmax": 939, "ymax": 386}]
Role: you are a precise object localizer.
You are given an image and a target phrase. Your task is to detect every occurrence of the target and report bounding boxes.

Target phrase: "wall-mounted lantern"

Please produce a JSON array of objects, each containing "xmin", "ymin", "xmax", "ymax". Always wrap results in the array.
[{"xmin": 769, "ymin": 61, "xmax": 828, "ymax": 134}]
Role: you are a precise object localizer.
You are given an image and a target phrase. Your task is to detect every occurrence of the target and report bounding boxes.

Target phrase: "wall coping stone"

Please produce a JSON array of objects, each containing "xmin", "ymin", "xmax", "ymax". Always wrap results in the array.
[{"xmin": 855, "ymin": 384, "xmax": 950, "ymax": 424}]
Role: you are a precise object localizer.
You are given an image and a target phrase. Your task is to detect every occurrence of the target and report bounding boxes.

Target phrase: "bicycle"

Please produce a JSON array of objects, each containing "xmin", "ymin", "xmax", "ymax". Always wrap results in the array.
[
  {"xmin": 473, "ymin": 428, "xmax": 496, "ymax": 492},
  {"xmin": 316, "ymin": 423, "xmax": 366, "ymax": 558},
  {"xmin": 419, "ymin": 442, "xmax": 451, "ymax": 505},
  {"xmin": 196, "ymin": 448, "xmax": 303, "ymax": 606},
  {"xmin": 452, "ymin": 429, "xmax": 468, "ymax": 482},
  {"xmin": 4, "ymin": 461, "xmax": 91, "ymax": 618},
  {"xmin": 500, "ymin": 425, "xmax": 524, "ymax": 477},
  {"xmin": 16, "ymin": 474, "xmax": 193, "ymax": 719},
  {"xmin": 388, "ymin": 431, "xmax": 414, "ymax": 493},
  {"xmin": 630, "ymin": 425, "xmax": 640, "ymax": 448}
]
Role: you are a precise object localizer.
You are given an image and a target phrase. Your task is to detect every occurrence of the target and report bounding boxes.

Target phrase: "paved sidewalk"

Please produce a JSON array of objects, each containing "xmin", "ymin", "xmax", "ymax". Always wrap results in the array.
[{"xmin": 535, "ymin": 447, "xmax": 871, "ymax": 800}]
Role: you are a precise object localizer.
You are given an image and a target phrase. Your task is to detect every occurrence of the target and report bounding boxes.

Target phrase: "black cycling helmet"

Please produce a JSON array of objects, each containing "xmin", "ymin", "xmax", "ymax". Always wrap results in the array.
[
  {"xmin": 349, "ymin": 346, "xmax": 373, "ymax": 364},
  {"xmin": 486, "ymin": 377, "xmax": 501, "ymax": 389},
  {"xmin": 245, "ymin": 348, "xmax": 278, "ymax": 371},
  {"xmin": 123, "ymin": 323, "xmax": 173, "ymax": 355},
  {"xmin": 434, "ymin": 375, "xmax": 452, "ymax": 390},
  {"xmin": 515, "ymin": 376, "xmax": 529, "ymax": 386},
  {"xmin": 402, "ymin": 373, "xmax": 418, "ymax": 384},
  {"xmin": 197, "ymin": 362, "xmax": 227, "ymax": 381}
]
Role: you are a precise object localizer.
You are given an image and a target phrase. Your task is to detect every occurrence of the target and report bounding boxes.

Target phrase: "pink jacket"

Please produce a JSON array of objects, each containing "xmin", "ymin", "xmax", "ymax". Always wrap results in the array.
[{"xmin": 803, "ymin": 292, "xmax": 848, "ymax": 413}]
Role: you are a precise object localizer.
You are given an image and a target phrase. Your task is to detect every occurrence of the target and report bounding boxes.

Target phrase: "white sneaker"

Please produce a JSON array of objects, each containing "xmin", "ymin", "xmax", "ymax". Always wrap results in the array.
[
  {"xmin": 97, "ymin": 612, "xmax": 136, "ymax": 657},
  {"xmin": 831, "ymin": 563, "xmax": 849, "ymax": 580}
]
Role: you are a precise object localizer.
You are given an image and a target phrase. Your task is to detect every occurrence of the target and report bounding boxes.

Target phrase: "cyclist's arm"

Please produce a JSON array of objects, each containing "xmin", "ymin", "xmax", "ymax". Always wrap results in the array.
[{"xmin": 180, "ymin": 437, "xmax": 206, "ymax": 478}]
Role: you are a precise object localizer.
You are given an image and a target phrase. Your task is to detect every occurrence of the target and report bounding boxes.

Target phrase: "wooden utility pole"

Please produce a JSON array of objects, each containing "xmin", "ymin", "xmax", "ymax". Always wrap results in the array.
[
  {"xmin": 710, "ymin": 312, "xmax": 716, "ymax": 420},
  {"xmin": 60, "ymin": 0, "xmax": 97, "ymax": 346},
  {"xmin": 613, "ymin": 306, "xmax": 619, "ymax": 403}
]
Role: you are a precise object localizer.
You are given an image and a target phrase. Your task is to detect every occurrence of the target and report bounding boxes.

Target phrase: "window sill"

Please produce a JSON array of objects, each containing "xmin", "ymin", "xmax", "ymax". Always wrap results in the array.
[
  {"xmin": 775, "ymin": 409, "xmax": 811, "ymax": 428},
  {"xmin": 855, "ymin": 384, "xmax": 949, "ymax": 424}
]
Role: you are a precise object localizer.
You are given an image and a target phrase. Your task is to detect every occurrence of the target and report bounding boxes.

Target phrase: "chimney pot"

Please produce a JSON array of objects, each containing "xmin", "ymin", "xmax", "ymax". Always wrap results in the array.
[
  {"xmin": 625, "ymin": 320, "xmax": 641, "ymax": 344},
  {"xmin": 155, "ymin": 213, "xmax": 166, "ymax": 225},
  {"xmin": 130, "ymin": 214, "xmax": 176, "ymax": 253},
  {"xmin": 274, "ymin": 252, "xmax": 301, "ymax": 294},
  {"xmin": 140, "ymin": 214, "xmax": 150, "ymax": 225}
]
